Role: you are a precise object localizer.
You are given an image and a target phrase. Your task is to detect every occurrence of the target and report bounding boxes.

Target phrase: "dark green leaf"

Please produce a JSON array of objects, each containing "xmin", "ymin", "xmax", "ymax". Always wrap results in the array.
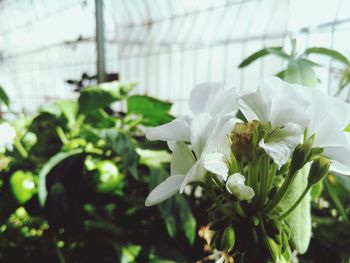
[
  {"xmin": 149, "ymin": 167, "xmax": 197, "ymax": 244},
  {"xmin": 78, "ymin": 82, "xmax": 135, "ymax": 114},
  {"xmin": 38, "ymin": 149, "xmax": 83, "ymax": 206},
  {"xmin": 127, "ymin": 95, "xmax": 173, "ymax": 126},
  {"xmin": 304, "ymin": 47, "xmax": 350, "ymax": 66},
  {"xmin": 102, "ymin": 129, "xmax": 140, "ymax": 178},
  {"xmin": 0, "ymin": 86, "xmax": 10, "ymax": 107},
  {"xmin": 238, "ymin": 47, "xmax": 286, "ymax": 68}
]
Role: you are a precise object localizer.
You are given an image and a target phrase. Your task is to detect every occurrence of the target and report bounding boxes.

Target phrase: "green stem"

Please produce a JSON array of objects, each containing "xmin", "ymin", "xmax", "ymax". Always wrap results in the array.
[
  {"xmin": 14, "ymin": 140, "xmax": 28, "ymax": 159},
  {"xmin": 276, "ymin": 185, "xmax": 311, "ymax": 220},
  {"xmin": 53, "ymin": 232, "xmax": 66, "ymax": 263},
  {"xmin": 264, "ymin": 170, "xmax": 298, "ymax": 214},
  {"xmin": 56, "ymin": 127, "xmax": 69, "ymax": 144}
]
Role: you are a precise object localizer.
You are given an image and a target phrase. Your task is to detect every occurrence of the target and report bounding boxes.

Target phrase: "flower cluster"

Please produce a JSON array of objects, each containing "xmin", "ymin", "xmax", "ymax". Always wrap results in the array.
[
  {"xmin": 0, "ymin": 122, "xmax": 16, "ymax": 152},
  {"xmin": 145, "ymin": 77, "xmax": 350, "ymax": 262}
]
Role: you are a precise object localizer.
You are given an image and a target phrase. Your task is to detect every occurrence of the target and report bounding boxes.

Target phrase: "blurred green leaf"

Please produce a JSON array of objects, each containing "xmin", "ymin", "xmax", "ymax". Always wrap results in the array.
[
  {"xmin": 304, "ymin": 47, "xmax": 350, "ymax": 66},
  {"xmin": 149, "ymin": 167, "xmax": 197, "ymax": 245},
  {"xmin": 127, "ymin": 95, "xmax": 173, "ymax": 126},
  {"xmin": 238, "ymin": 47, "xmax": 288, "ymax": 68},
  {"xmin": 78, "ymin": 82, "xmax": 135, "ymax": 114},
  {"xmin": 136, "ymin": 148, "xmax": 171, "ymax": 167},
  {"xmin": 0, "ymin": 86, "xmax": 10, "ymax": 107},
  {"xmin": 121, "ymin": 245, "xmax": 142, "ymax": 263},
  {"xmin": 284, "ymin": 59, "xmax": 318, "ymax": 87},
  {"xmin": 38, "ymin": 149, "xmax": 83, "ymax": 206},
  {"xmin": 102, "ymin": 129, "xmax": 140, "ymax": 178},
  {"xmin": 324, "ymin": 176, "xmax": 348, "ymax": 220},
  {"xmin": 275, "ymin": 70, "xmax": 285, "ymax": 79}
]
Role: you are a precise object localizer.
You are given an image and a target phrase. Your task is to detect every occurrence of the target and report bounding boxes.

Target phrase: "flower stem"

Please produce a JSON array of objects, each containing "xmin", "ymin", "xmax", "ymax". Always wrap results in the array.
[
  {"xmin": 276, "ymin": 185, "xmax": 311, "ymax": 220},
  {"xmin": 264, "ymin": 169, "xmax": 298, "ymax": 214}
]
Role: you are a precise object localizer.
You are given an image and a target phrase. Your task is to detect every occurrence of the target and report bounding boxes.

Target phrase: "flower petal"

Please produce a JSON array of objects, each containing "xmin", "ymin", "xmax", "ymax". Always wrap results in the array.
[
  {"xmin": 226, "ymin": 173, "xmax": 255, "ymax": 201},
  {"xmin": 259, "ymin": 123, "xmax": 302, "ymax": 169},
  {"xmin": 190, "ymin": 113, "xmax": 216, "ymax": 157},
  {"xmin": 189, "ymin": 82, "xmax": 238, "ymax": 116},
  {"xmin": 180, "ymin": 161, "xmax": 206, "ymax": 193},
  {"xmin": 202, "ymin": 152, "xmax": 229, "ymax": 180},
  {"xmin": 145, "ymin": 116, "xmax": 191, "ymax": 142},
  {"xmin": 171, "ymin": 141, "xmax": 196, "ymax": 176},
  {"xmin": 145, "ymin": 175, "xmax": 185, "ymax": 206}
]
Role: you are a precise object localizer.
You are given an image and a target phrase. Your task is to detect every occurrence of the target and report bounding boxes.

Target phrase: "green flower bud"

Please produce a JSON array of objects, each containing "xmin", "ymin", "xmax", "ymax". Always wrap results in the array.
[
  {"xmin": 220, "ymin": 225, "xmax": 236, "ymax": 252},
  {"xmin": 290, "ymin": 136, "xmax": 314, "ymax": 173},
  {"xmin": 308, "ymin": 156, "xmax": 331, "ymax": 186},
  {"xmin": 266, "ymin": 236, "xmax": 281, "ymax": 262}
]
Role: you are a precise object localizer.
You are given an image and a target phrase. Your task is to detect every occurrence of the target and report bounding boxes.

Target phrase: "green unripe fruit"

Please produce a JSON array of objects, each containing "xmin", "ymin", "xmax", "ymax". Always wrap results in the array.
[
  {"xmin": 10, "ymin": 170, "xmax": 37, "ymax": 204},
  {"xmin": 95, "ymin": 160, "xmax": 123, "ymax": 193}
]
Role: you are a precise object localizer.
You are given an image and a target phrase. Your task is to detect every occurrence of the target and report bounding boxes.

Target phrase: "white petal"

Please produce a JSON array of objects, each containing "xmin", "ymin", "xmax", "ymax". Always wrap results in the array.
[
  {"xmin": 259, "ymin": 123, "xmax": 302, "ymax": 169},
  {"xmin": 259, "ymin": 139, "xmax": 291, "ymax": 169},
  {"xmin": 239, "ymin": 89, "xmax": 270, "ymax": 124},
  {"xmin": 189, "ymin": 82, "xmax": 238, "ymax": 116},
  {"xmin": 270, "ymin": 97, "xmax": 309, "ymax": 128},
  {"xmin": 145, "ymin": 175, "xmax": 185, "ymax": 206},
  {"xmin": 171, "ymin": 141, "xmax": 196, "ymax": 176},
  {"xmin": 226, "ymin": 173, "xmax": 255, "ymax": 201},
  {"xmin": 146, "ymin": 116, "xmax": 191, "ymax": 142},
  {"xmin": 323, "ymin": 146, "xmax": 350, "ymax": 168},
  {"xmin": 202, "ymin": 153, "xmax": 229, "ymax": 180},
  {"xmin": 190, "ymin": 114, "xmax": 216, "ymax": 157},
  {"xmin": 203, "ymin": 115, "xmax": 238, "ymax": 158},
  {"xmin": 180, "ymin": 161, "xmax": 206, "ymax": 193},
  {"xmin": 179, "ymin": 153, "xmax": 230, "ymax": 193}
]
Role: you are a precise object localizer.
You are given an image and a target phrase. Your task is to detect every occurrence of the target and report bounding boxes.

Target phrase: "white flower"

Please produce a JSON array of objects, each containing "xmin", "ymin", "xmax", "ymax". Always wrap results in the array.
[
  {"xmin": 239, "ymin": 78, "xmax": 310, "ymax": 168},
  {"xmin": 303, "ymin": 88, "xmax": 350, "ymax": 173},
  {"xmin": 0, "ymin": 122, "xmax": 16, "ymax": 151},
  {"xmin": 226, "ymin": 173, "xmax": 255, "ymax": 201},
  {"xmin": 145, "ymin": 113, "xmax": 237, "ymax": 206},
  {"xmin": 145, "ymin": 82, "xmax": 238, "ymax": 149}
]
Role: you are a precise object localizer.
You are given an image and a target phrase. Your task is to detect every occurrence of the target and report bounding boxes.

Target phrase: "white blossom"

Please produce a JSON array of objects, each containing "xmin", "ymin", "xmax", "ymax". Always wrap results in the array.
[{"xmin": 0, "ymin": 122, "xmax": 16, "ymax": 151}]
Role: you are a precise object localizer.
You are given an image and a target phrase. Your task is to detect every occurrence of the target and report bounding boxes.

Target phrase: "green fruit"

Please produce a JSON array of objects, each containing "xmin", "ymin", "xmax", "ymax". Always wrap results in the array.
[
  {"xmin": 10, "ymin": 170, "xmax": 37, "ymax": 204},
  {"xmin": 95, "ymin": 160, "xmax": 123, "ymax": 193}
]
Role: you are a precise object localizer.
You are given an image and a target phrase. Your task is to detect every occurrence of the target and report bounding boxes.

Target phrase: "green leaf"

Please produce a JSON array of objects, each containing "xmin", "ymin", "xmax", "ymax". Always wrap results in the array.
[
  {"xmin": 121, "ymin": 245, "xmax": 142, "ymax": 263},
  {"xmin": 55, "ymin": 100, "xmax": 78, "ymax": 128},
  {"xmin": 325, "ymin": 176, "xmax": 349, "ymax": 220},
  {"xmin": 275, "ymin": 70, "xmax": 285, "ymax": 79},
  {"xmin": 136, "ymin": 148, "xmax": 171, "ymax": 167},
  {"xmin": 102, "ymin": 129, "xmax": 140, "ymax": 178},
  {"xmin": 78, "ymin": 82, "xmax": 135, "ymax": 114},
  {"xmin": 0, "ymin": 86, "xmax": 10, "ymax": 107},
  {"xmin": 38, "ymin": 149, "xmax": 83, "ymax": 206},
  {"xmin": 284, "ymin": 59, "xmax": 318, "ymax": 87},
  {"xmin": 149, "ymin": 167, "xmax": 197, "ymax": 244},
  {"xmin": 278, "ymin": 165, "xmax": 311, "ymax": 254},
  {"xmin": 127, "ymin": 95, "xmax": 173, "ymax": 126},
  {"xmin": 238, "ymin": 47, "xmax": 286, "ymax": 68},
  {"xmin": 304, "ymin": 47, "xmax": 350, "ymax": 66}
]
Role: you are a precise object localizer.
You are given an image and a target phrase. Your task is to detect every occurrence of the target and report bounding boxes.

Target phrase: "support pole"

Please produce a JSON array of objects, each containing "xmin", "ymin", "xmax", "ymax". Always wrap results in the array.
[{"xmin": 95, "ymin": 0, "xmax": 106, "ymax": 83}]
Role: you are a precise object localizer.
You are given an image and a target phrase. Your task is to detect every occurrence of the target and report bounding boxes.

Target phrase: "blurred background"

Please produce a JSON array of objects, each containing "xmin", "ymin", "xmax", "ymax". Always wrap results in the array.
[{"xmin": 1, "ymin": 0, "xmax": 350, "ymax": 114}]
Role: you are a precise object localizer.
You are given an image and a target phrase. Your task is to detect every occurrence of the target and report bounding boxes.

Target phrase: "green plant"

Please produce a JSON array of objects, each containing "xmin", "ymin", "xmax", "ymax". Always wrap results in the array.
[{"xmin": 0, "ymin": 82, "xmax": 207, "ymax": 262}]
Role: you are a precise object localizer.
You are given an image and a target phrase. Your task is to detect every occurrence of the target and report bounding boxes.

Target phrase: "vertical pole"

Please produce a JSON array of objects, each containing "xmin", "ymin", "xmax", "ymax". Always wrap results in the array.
[{"xmin": 95, "ymin": 0, "xmax": 106, "ymax": 83}]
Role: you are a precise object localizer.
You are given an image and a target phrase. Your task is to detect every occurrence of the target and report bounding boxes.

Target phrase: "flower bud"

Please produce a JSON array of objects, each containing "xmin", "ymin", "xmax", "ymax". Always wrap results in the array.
[
  {"xmin": 290, "ymin": 136, "xmax": 314, "ymax": 173},
  {"xmin": 220, "ymin": 225, "xmax": 236, "ymax": 252},
  {"xmin": 308, "ymin": 156, "xmax": 331, "ymax": 186},
  {"xmin": 266, "ymin": 236, "xmax": 281, "ymax": 262},
  {"xmin": 226, "ymin": 173, "xmax": 255, "ymax": 201}
]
